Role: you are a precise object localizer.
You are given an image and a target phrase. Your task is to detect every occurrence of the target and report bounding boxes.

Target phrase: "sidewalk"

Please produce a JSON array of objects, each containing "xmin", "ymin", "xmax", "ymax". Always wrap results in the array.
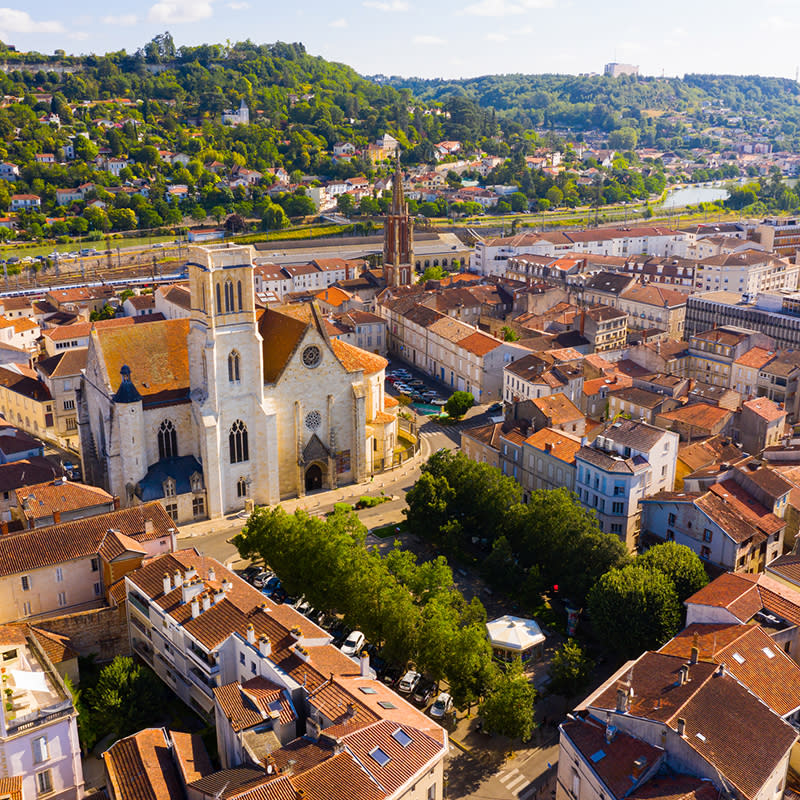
[{"xmin": 176, "ymin": 433, "xmax": 433, "ymax": 552}]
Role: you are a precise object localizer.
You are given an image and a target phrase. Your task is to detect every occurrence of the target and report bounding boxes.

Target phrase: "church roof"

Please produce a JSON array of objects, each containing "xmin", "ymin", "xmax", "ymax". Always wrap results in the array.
[
  {"xmin": 135, "ymin": 456, "xmax": 204, "ymax": 502},
  {"xmin": 330, "ymin": 339, "xmax": 387, "ymax": 374},
  {"xmin": 97, "ymin": 318, "xmax": 190, "ymax": 403}
]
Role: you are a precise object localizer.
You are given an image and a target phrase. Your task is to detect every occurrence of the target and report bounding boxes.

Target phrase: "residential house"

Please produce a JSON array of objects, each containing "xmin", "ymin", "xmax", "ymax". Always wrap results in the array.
[
  {"xmin": 10, "ymin": 194, "xmax": 40, "ymax": 211},
  {"xmin": 325, "ymin": 311, "xmax": 388, "ymax": 356},
  {"xmin": 687, "ymin": 326, "xmax": 774, "ymax": 388},
  {"xmin": 522, "ymin": 427, "xmax": 581, "ymax": 496},
  {"xmin": 528, "ymin": 394, "xmax": 586, "ymax": 436},
  {"xmin": 0, "ymin": 626, "xmax": 84, "ymax": 800},
  {"xmin": 0, "ymin": 501, "xmax": 175, "ymax": 624},
  {"xmin": 122, "ymin": 294, "xmax": 156, "ymax": 317},
  {"xmin": 0, "ymin": 162, "xmax": 19, "ymax": 181},
  {"xmin": 655, "ymin": 403, "xmax": 734, "ymax": 442},
  {"xmin": 575, "ymin": 419, "xmax": 679, "ymax": 549},
  {"xmin": 607, "ymin": 386, "xmax": 673, "ymax": 425},
  {"xmin": 154, "ymin": 284, "xmax": 191, "ymax": 320},
  {"xmin": 14, "ymin": 478, "xmax": 115, "ymax": 529},
  {"xmin": 460, "ymin": 421, "xmax": 503, "ymax": 469},
  {"xmin": 0, "ymin": 365, "xmax": 54, "ymax": 444},
  {"xmin": 503, "ymin": 352, "xmax": 583, "ymax": 405},
  {"xmin": 580, "ymin": 305, "xmax": 627, "ymax": 353},
  {"xmin": 35, "ymin": 348, "xmax": 88, "ymax": 449},
  {"xmin": 0, "ymin": 457, "xmax": 60, "ymax": 521},
  {"xmin": 731, "ymin": 345, "xmax": 776, "ymax": 399},
  {"xmin": 695, "ymin": 250, "xmax": 800, "ymax": 295},
  {"xmin": 740, "ymin": 397, "xmax": 786, "ymax": 456}
]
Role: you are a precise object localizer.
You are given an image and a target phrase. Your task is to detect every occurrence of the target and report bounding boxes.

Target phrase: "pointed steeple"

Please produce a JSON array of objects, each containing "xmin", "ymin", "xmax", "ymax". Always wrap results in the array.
[
  {"xmin": 391, "ymin": 153, "xmax": 405, "ymax": 215},
  {"xmin": 383, "ymin": 150, "xmax": 413, "ymax": 288}
]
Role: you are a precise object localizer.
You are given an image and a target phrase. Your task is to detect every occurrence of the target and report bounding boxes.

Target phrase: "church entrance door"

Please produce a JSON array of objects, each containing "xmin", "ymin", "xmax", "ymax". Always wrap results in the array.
[{"xmin": 305, "ymin": 464, "xmax": 324, "ymax": 492}]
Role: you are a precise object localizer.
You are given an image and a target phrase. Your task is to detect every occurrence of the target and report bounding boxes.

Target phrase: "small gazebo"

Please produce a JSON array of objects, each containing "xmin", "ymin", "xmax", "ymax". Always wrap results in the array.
[{"xmin": 486, "ymin": 615, "xmax": 546, "ymax": 663}]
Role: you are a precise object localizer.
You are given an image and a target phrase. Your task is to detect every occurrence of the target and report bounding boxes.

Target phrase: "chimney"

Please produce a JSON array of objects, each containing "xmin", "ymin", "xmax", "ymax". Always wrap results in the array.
[
  {"xmin": 632, "ymin": 756, "xmax": 648, "ymax": 780},
  {"xmin": 144, "ymin": 518, "xmax": 154, "ymax": 535},
  {"xmin": 181, "ymin": 577, "xmax": 204, "ymax": 605},
  {"xmin": 185, "ymin": 565, "xmax": 197, "ymax": 581},
  {"xmin": 168, "ymin": 527, "xmax": 176, "ymax": 551},
  {"xmin": 191, "ymin": 598, "xmax": 200, "ymax": 618},
  {"xmin": 214, "ymin": 588, "xmax": 225, "ymax": 604},
  {"xmin": 52, "ymin": 510, "xmax": 61, "ymax": 524},
  {"xmin": 580, "ymin": 307, "xmax": 586, "ymax": 336},
  {"xmin": 173, "ymin": 569, "xmax": 183, "ymax": 588},
  {"xmin": 690, "ymin": 646, "xmax": 699, "ymax": 666},
  {"xmin": 616, "ymin": 687, "xmax": 628, "ymax": 714},
  {"xmin": 0, "ymin": 520, "xmax": 7, "ymax": 536},
  {"xmin": 162, "ymin": 572, "xmax": 172, "ymax": 595},
  {"xmin": 678, "ymin": 665, "xmax": 689, "ymax": 685},
  {"xmin": 544, "ymin": 442, "xmax": 553, "ymax": 453},
  {"xmin": 246, "ymin": 623, "xmax": 255, "ymax": 645},
  {"xmin": 360, "ymin": 651, "xmax": 370, "ymax": 678},
  {"xmin": 202, "ymin": 593, "xmax": 212, "ymax": 612},
  {"xmin": 113, "ymin": 496, "xmax": 120, "ymax": 510},
  {"xmin": 208, "ymin": 566, "xmax": 216, "ymax": 582},
  {"xmin": 676, "ymin": 717, "xmax": 686, "ymax": 737},
  {"xmin": 259, "ymin": 636, "xmax": 271, "ymax": 657}
]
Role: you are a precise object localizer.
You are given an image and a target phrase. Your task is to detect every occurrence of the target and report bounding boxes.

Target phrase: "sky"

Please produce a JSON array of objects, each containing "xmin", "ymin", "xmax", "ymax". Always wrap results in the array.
[{"xmin": 6, "ymin": 0, "xmax": 800, "ymax": 80}]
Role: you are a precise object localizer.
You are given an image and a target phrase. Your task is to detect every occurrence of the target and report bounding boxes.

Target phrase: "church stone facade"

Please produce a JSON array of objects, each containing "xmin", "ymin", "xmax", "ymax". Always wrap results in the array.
[{"xmin": 78, "ymin": 244, "xmax": 398, "ymax": 522}]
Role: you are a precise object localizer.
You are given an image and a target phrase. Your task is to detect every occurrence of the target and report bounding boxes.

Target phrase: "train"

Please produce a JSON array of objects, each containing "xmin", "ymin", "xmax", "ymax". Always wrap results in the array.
[{"xmin": 0, "ymin": 269, "xmax": 189, "ymax": 300}]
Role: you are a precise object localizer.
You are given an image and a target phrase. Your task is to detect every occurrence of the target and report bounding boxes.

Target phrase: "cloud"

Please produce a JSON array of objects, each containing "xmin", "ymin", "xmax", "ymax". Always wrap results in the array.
[
  {"xmin": 0, "ymin": 8, "xmax": 63, "ymax": 34},
  {"xmin": 486, "ymin": 32, "xmax": 509, "ymax": 41},
  {"xmin": 68, "ymin": 31, "xmax": 89, "ymax": 40},
  {"xmin": 413, "ymin": 34, "xmax": 444, "ymax": 44},
  {"xmin": 147, "ymin": 0, "xmax": 214, "ymax": 23},
  {"xmin": 363, "ymin": 0, "xmax": 409, "ymax": 10},
  {"xmin": 102, "ymin": 14, "xmax": 139, "ymax": 24},
  {"xmin": 464, "ymin": 0, "xmax": 552, "ymax": 15},
  {"xmin": 329, "ymin": 17, "xmax": 347, "ymax": 27},
  {"xmin": 227, "ymin": 1, "xmax": 249, "ymax": 8}
]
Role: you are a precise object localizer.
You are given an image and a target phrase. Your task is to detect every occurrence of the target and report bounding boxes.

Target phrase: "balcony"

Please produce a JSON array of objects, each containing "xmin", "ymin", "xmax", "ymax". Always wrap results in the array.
[
  {"xmin": 188, "ymin": 667, "xmax": 215, "ymax": 697},
  {"xmin": 128, "ymin": 593, "xmax": 151, "ymax": 619},
  {"xmin": 186, "ymin": 642, "xmax": 218, "ymax": 673}
]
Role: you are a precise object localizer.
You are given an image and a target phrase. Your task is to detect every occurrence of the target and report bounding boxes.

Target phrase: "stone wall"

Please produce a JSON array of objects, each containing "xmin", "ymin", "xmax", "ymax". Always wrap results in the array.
[{"xmin": 33, "ymin": 603, "xmax": 129, "ymax": 662}]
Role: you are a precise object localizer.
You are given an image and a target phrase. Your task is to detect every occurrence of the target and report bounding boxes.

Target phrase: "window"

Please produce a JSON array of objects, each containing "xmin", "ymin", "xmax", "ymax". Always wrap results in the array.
[
  {"xmin": 158, "ymin": 419, "xmax": 178, "ymax": 461},
  {"xmin": 65, "ymin": 417, "xmax": 77, "ymax": 431},
  {"xmin": 571, "ymin": 769, "xmax": 580, "ymax": 799},
  {"xmin": 370, "ymin": 747, "xmax": 391, "ymax": 767},
  {"xmin": 701, "ymin": 546, "xmax": 711, "ymax": 560},
  {"xmin": 228, "ymin": 350, "xmax": 240, "ymax": 382},
  {"xmin": 94, "ymin": 582, "xmax": 102, "ymax": 596},
  {"xmin": 668, "ymin": 513, "xmax": 676, "ymax": 525},
  {"xmin": 193, "ymin": 497, "xmax": 205, "ymax": 517},
  {"xmin": 36, "ymin": 770, "xmax": 52, "ymax": 796},
  {"xmin": 612, "ymin": 501, "xmax": 624, "ymax": 514},
  {"xmin": 63, "ymin": 399, "xmax": 75, "ymax": 410},
  {"xmin": 32, "ymin": 737, "xmax": 48, "ymax": 763},
  {"xmin": 239, "ymin": 652, "xmax": 245, "ymax": 665},
  {"xmin": 224, "ymin": 279, "xmax": 234, "ymax": 312},
  {"xmin": 427, "ymin": 786, "xmax": 436, "ymax": 800},
  {"xmin": 703, "ymin": 529, "xmax": 713, "ymax": 543},
  {"xmin": 229, "ymin": 420, "xmax": 249, "ymax": 463},
  {"xmin": 22, "ymin": 601, "xmax": 31, "ymax": 615},
  {"xmin": 91, "ymin": 557, "xmax": 99, "ymax": 572},
  {"xmin": 237, "ymin": 280, "xmax": 243, "ymax": 311},
  {"xmin": 661, "ymin": 465, "xmax": 667, "ymax": 477},
  {"xmin": 164, "ymin": 479, "xmax": 176, "ymax": 498},
  {"xmin": 216, "ymin": 282, "xmax": 222, "ymax": 314},
  {"xmin": 57, "ymin": 592, "xmax": 66, "ymax": 607},
  {"xmin": 237, "ymin": 477, "xmax": 248, "ymax": 498},
  {"xmin": 55, "ymin": 567, "xmax": 63, "ymax": 582},
  {"xmin": 666, "ymin": 529, "xmax": 675, "ymax": 541},
  {"xmin": 251, "ymin": 661, "xmax": 256, "ymax": 674},
  {"xmin": 611, "ymin": 523, "xmax": 623, "ymax": 534},
  {"xmin": 21, "ymin": 575, "xmax": 30, "ymax": 591},
  {"xmin": 165, "ymin": 503, "xmax": 178, "ymax": 522}
]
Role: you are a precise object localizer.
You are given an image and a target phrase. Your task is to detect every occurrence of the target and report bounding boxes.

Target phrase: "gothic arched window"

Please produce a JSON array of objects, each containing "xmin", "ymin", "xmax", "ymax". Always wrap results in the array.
[
  {"xmin": 216, "ymin": 282, "xmax": 222, "ymax": 314},
  {"xmin": 237, "ymin": 477, "xmax": 247, "ymax": 497},
  {"xmin": 228, "ymin": 350, "xmax": 240, "ymax": 382},
  {"xmin": 229, "ymin": 420, "xmax": 249, "ymax": 463},
  {"xmin": 158, "ymin": 419, "xmax": 178, "ymax": 461},
  {"xmin": 224, "ymin": 280, "xmax": 234, "ymax": 313},
  {"xmin": 237, "ymin": 280, "xmax": 243, "ymax": 311}
]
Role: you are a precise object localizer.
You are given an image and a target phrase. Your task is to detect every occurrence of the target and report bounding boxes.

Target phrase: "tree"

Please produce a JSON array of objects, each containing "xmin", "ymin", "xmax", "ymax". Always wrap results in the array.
[
  {"xmin": 587, "ymin": 565, "xmax": 681, "ymax": 658},
  {"xmin": 446, "ymin": 624, "xmax": 497, "ymax": 711},
  {"xmin": 608, "ymin": 127, "xmax": 638, "ymax": 151},
  {"xmin": 444, "ymin": 390, "xmax": 474, "ymax": 419},
  {"xmin": 421, "ymin": 265, "xmax": 446, "ymax": 282},
  {"xmin": 337, "ymin": 193, "xmax": 355, "ymax": 216},
  {"xmin": 225, "ymin": 213, "xmax": 247, "ymax": 233},
  {"xmin": 501, "ymin": 325, "xmax": 519, "ymax": 342},
  {"xmin": 90, "ymin": 303, "xmax": 116, "ymax": 321},
  {"xmin": 108, "ymin": 208, "xmax": 136, "ymax": 231},
  {"xmin": 547, "ymin": 641, "xmax": 592, "ymax": 697},
  {"xmin": 85, "ymin": 656, "xmax": 167, "ymax": 740},
  {"xmin": 546, "ymin": 186, "xmax": 563, "ymax": 207},
  {"xmin": 637, "ymin": 542, "xmax": 708, "ymax": 603},
  {"xmin": 262, "ymin": 204, "xmax": 290, "ymax": 230},
  {"xmin": 479, "ymin": 659, "xmax": 537, "ymax": 740},
  {"xmin": 210, "ymin": 205, "xmax": 227, "ymax": 224}
]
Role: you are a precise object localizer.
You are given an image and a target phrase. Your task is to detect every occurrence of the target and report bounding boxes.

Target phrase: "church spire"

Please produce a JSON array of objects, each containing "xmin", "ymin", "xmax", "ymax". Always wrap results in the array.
[
  {"xmin": 383, "ymin": 151, "xmax": 413, "ymax": 288},
  {"xmin": 390, "ymin": 153, "xmax": 405, "ymax": 215}
]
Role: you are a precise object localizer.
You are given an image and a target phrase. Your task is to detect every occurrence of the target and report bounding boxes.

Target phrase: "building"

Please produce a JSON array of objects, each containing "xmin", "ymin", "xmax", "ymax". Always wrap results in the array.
[
  {"xmin": 460, "ymin": 421, "xmax": 503, "ymax": 469},
  {"xmin": 325, "ymin": 310, "xmax": 388, "ymax": 356},
  {"xmin": 35, "ymin": 348, "xmax": 87, "ymax": 450},
  {"xmin": 522, "ymin": 426, "xmax": 581, "ymax": 495},
  {"xmin": 78, "ymin": 244, "xmax": 397, "ymax": 519},
  {"xmin": 740, "ymin": 397, "xmax": 786, "ymax": 456},
  {"xmin": 575, "ymin": 419, "xmax": 679, "ymax": 549},
  {"xmin": 604, "ymin": 61, "xmax": 639, "ymax": 76},
  {"xmin": 558, "ymin": 649, "xmax": 796, "ymax": 800},
  {"xmin": 120, "ymin": 551, "xmax": 447, "ymax": 798},
  {"xmin": 503, "ymin": 352, "xmax": 583, "ymax": 405},
  {"xmin": 642, "ymin": 464, "xmax": 789, "ymax": 573},
  {"xmin": 0, "ymin": 625, "xmax": 84, "ymax": 800},
  {"xmin": 685, "ymin": 290, "xmax": 800, "ymax": 350},
  {"xmin": 14, "ymin": 478, "xmax": 115, "ymax": 529},
  {"xmin": 383, "ymin": 159, "xmax": 414, "ymax": 288},
  {"xmin": 755, "ymin": 216, "xmax": 800, "ymax": 258},
  {"xmin": 694, "ymin": 250, "xmax": 799, "ymax": 295},
  {"xmin": 687, "ymin": 325, "xmax": 773, "ymax": 387},
  {"xmin": 581, "ymin": 305, "xmax": 627, "ymax": 353},
  {"xmin": 0, "ymin": 501, "xmax": 175, "ymax": 624}
]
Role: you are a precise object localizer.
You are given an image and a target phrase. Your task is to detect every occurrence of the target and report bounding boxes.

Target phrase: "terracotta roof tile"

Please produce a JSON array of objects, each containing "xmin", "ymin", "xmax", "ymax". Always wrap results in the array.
[
  {"xmin": 0, "ymin": 777, "xmax": 22, "ymax": 800},
  {"xmin": 734, "ymin": 347, "xmax": 776, "ymax": 370},
  {"xmin": 685, "ymin": 572, "xmax": 761, "ymax": 619},
  {"xmin": 743, "ymin": 397, "xmax": 786, "ymax": 423},
  {"xmin": 457, "ymin": 331, "xmax": 502, "ymax": 357},
  {"xmin": 168, "ymin": 730, "xmax": 213, "ymax": 786},
  {"xmin": 330, "ymin": 339, "xmax": 387, "ymax": 374},
  {"xmin": 103, "ymin": 728, "xmax": 184, "ymax": 800},
  {"xmin": 214, "ymin": 678, "xmax": 296, "ymax": 732},
  {"xmin": 15, "ymin": 479, "xmax": 114, "ymax": 520},
  {"xmin": 532, "ymin": 393, "xmax": 583, "ymax": 424},
  {"xmin": 524, "ymin": 427, "xmax": 581, "ymax": 464}
]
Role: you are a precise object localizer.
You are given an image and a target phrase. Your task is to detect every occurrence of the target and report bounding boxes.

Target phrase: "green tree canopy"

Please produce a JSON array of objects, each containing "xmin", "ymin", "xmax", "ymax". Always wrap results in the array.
[
  {"xmin": 547, "ymin": 640, "xmax": 593, "ymax": 697},
  {"xmin": 444, "ymin": 390, "xmax": 474, "ymax": 419},
  {"xmin": 479, "ymin": 659, "xmax": 537, "ymax": 740},
  {"xmin": 637, "ymin": 542, "xmax": 708, "ymax": 603},
  {"xmin": 587, "ymin": 565, "xmax": 681, "ymax": 658}
]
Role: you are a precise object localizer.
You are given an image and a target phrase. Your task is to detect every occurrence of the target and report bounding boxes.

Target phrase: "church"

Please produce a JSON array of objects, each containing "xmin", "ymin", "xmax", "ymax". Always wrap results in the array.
[{"xmin": 77, "ymin": 243, "xmax": 400, "ymax": 522}]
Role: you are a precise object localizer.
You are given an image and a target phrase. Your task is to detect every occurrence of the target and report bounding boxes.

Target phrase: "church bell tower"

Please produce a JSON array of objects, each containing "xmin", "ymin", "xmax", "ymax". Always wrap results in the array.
[{"xmin": 383, "ymin": 155, "xmax": 414, "ymax": 288}]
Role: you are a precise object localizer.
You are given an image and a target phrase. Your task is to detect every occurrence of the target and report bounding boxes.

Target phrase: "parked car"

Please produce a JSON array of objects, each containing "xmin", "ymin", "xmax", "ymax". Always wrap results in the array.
[
  {"xmin": 252, "ymin": 570, "xmax": 274, "ymax": 589},
  {"xmin": 397, "ymin": 670, "xmax": 421, "ymax": 695},
  {"xmin": 340, "ymin": 630, "xmax": 366, "ymax": 657},
  {"xmin": 431, "ymin": 398, "xmax": 446, "ymax": 407},
  {"xmin": 241, "ymin": 565, "xmax": 261, "ymax": 582},
  {"xmin": 382, "ymin": 666, "xmax": 402, "ymax": 687},
  {"xmin": 412, "ymin": 677, "xmax": 437, "ymax": 706},
  {"xmin": 487, "ymin": 402, "xmax": 503, "ymax": 413},
  {"xmin": 430, "ymin": 692, "xmax": 453, "ymax": 719}
]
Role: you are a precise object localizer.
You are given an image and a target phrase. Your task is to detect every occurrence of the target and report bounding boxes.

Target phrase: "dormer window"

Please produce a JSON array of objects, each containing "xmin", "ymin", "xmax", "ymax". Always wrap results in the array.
[
  {"xmin": 190, "ymin": 472, "xmax": 203, "ymax": 493},
  {"xmin": 163, "ymin": 478, "xmax": 176, "ymax": 498}
]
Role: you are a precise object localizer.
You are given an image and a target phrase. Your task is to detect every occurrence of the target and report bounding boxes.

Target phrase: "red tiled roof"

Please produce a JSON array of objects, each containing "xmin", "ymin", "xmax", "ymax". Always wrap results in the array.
[
  {"xmin": 103, "ymin": 728, "xmax": 184, "ymax": 800},
  {"xmin": 15, "ymin": 479, "xmax": 114, "ymax": 520}
]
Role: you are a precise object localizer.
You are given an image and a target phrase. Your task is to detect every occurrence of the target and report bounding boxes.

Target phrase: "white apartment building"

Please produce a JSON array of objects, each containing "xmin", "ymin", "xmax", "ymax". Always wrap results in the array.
[
  {"xmin": 0, "ymin": 626, "xmax": 84, "ymax": 800},
  {"xmin": 574, "ymin": 419, "xmax": 679, "ymax": 550},
  {"xmin": 694, "ymin": 251, "xmax": 800, "ymax": 297}
]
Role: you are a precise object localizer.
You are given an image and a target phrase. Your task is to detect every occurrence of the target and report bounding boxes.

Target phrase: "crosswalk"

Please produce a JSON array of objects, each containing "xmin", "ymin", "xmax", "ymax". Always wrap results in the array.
[{"xmin": 496, "ymin": 768, "xmax": 531, "ymax": 796}]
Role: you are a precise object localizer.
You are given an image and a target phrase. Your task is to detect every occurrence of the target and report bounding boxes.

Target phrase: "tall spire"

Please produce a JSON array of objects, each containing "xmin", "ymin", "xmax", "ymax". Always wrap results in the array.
[{"xmin": 391, "ymin": 152, "xmax": 405, "ymax": 215}]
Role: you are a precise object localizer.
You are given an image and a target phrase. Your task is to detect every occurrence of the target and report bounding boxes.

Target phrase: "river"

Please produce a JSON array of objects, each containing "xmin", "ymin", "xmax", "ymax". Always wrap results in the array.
[{"xmin": 661, "ymin": 185, "xmax": 730, "ymax": 209}]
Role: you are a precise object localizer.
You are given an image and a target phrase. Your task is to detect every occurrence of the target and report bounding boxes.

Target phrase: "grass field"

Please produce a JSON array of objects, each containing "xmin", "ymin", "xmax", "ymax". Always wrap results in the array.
[{"xmin": 371, "ymin": 520, "xmax": 409, "ymax": 539}]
